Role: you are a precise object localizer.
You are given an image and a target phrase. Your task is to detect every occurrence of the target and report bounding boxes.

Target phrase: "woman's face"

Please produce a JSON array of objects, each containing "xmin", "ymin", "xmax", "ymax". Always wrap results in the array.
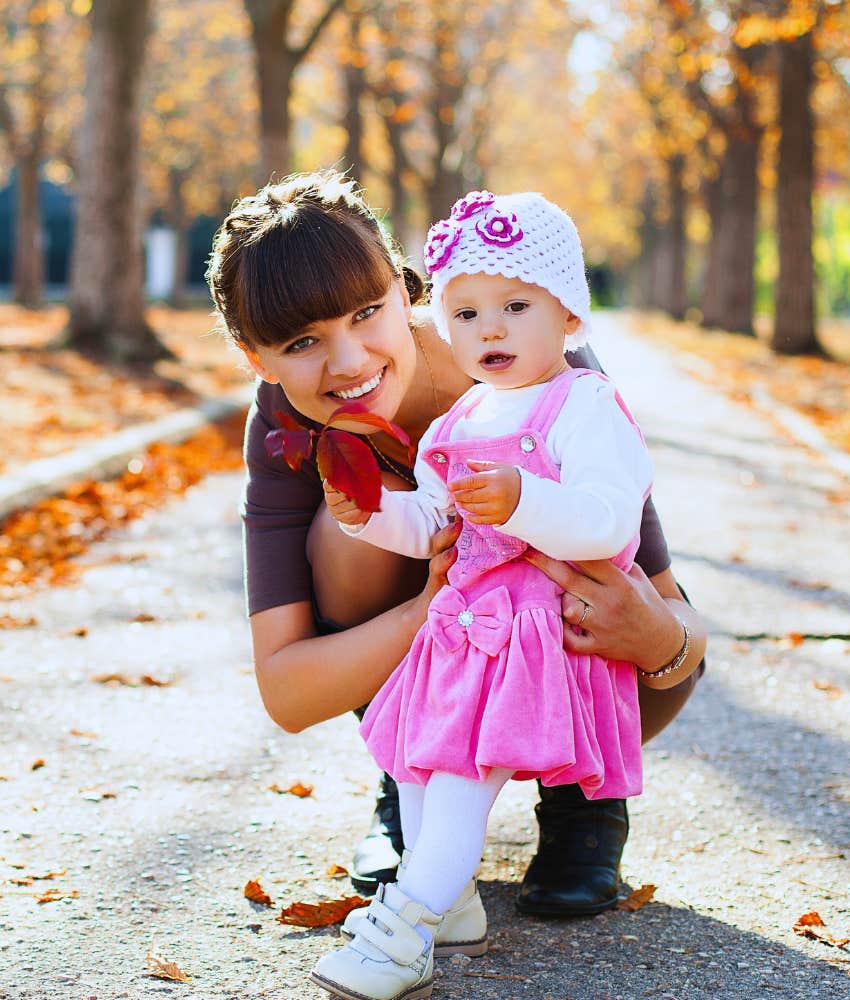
[{"xmin": 245, "ymin": 278, "xmax": 417, "ymax": 431}]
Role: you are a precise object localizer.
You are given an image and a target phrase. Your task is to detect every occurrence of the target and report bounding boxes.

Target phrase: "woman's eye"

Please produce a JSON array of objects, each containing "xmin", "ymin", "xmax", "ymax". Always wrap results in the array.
[
  {"xmin": 284, "ymin": 335, "xmax": 317, "ymax": 354},
  {"xmin": 354, "ymin": 303, "xmax": 382, "ymax": 322},
  {"xmin": 506, "ymin": 301, "xmax": 528, "ymax": 314}
]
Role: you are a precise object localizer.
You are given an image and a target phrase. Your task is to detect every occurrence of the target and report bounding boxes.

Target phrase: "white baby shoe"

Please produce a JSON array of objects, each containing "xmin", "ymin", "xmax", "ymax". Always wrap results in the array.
[
  {"xmin": 311, "ymin": 882, "xmax": 439, "ymax": 1000},
  {"xmin": 340, "ymin": 851, "xmax": 488, "ymax": 958}
]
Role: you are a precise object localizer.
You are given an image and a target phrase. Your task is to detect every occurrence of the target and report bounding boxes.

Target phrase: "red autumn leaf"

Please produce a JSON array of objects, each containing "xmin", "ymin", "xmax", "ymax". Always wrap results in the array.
[
  {"xmin": 265, "ymin": 418, "xmax": 314, "ymax": 472},
  {"xmin": 326, "ymin": 402, "xmax": 413, "ymax": 459},
  {"xmin": 244, "ymin": 879, "xmax": 274, "ymax": 906},
  {"xmin": 326, "ymin": 864, "xmax": 349, "ymax": 877},
  {"xmin": 277, "ymin": 895, "xmax": 369, "ymax": 927},
  {"xmin": 615, "ymin": 884, "xmax": 657, "ymax": 912},
  {"xmin": 796, "ymin": 911, "xmax": 825, "ymax": 927},
  {"xmin": 316, "ymin": 429, "xmax": 383, "ymax": 512}
]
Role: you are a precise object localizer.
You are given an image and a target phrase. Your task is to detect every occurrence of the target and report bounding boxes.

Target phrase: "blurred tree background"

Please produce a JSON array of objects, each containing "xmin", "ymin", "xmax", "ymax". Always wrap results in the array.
[{"xmin": 0, "ymin": 0, "xmax": 848, "ymax": 360}]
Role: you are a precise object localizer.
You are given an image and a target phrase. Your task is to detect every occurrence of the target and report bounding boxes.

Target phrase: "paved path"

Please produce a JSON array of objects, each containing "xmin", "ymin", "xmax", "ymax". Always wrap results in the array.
[{"xmin": 2, "ymin": 315, "xmax": 849, "ymax": 1000}]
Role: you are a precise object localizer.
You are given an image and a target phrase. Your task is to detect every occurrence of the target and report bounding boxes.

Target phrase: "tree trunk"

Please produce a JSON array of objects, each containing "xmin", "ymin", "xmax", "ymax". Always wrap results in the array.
[
  {"xmin": 252, "ymin": 28, "xmax": 297, "ymax": 182},
  {"xmin": 342, "ymin": 14, "xmax": 366, "ymax": 182},
  {"xmin": 772, "ymin": 31, "xmax": 821, "ymax": 355},
  {"xmin": 66, "ymin": 0, "xmax": 167, "ymax": 362},
  {"xmin": 13, "ymin": 154, "xmax": 44, "ymax": 309},
  {"xmin": 699, "ymin": 164, "xmax": 724, "ymax": 324},
  {"xmin": 701, "ymin": 125, "xmax": 759, "ymax": 335},
  {"xmin": 634, "ymin": 188, "xmax": 660, "ymax": 309},
  {"xmin": 653, "ymin": 156, "xmax": 687, "ymax": 320}
]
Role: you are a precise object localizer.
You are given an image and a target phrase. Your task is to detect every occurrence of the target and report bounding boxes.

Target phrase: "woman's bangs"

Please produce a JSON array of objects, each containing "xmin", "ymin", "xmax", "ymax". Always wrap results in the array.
[{"xmin": 241, "ymin": 214, "xmax": 395, "ymax": 347}]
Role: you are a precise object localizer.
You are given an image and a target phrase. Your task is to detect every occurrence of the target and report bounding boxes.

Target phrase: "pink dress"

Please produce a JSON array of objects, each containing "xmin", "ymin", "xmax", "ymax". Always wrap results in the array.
[{"xmin": 360, "ymin": 369, "xmax": 646, "ymax": 799}]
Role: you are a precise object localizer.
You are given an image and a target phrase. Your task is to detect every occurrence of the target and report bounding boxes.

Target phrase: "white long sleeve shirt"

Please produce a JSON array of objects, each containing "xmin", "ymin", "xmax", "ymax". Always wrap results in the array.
[{"xmin": 342, "ymin": 374, "xmax": 653, "ymax": 562}]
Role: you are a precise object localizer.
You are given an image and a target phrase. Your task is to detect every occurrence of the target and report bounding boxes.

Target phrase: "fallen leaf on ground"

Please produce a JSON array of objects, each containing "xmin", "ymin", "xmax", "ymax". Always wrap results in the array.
[
  {"xmin": 132, "ymin": 613, "xmax": 157, "ymax": 623},
  {"xmin": 813, "ymin": 679, "xmax": 843, "ymax": 698},
  {"xmin": 145, "ymin": 951, "xmax": 192, "ymax": 983},
  {"xmin": 91, "ymin": 672, "xmax": 172, "ymax": 687},
  {"xmin": 615, "ymin": 884, "xmax": 657, "ymax": 911},
  {"xmin": 268, "ymin": 781, "xmax": 313, "ymax": 797},
  {"xmin": 784, "ymin": 632, "xmax": 805, "ymax": 647},
  {"xmin": 70, "ymin": 627, "xmax": 88, "ymax": 637},
  {"xmin": 30, "ymin": 759, "xmax": 45, "ymax": 771},
  {"xmin": 36, "ymin": 889, "xmax": 78, "ymax": 903},
  {"xmin": 0, "ymin": 616, "xmax": 37, "ymax": 629},
  {"xmin": 244, "ymin": 879, "xmax": 274, "ymax": 906},
  {"xmin": 69, "ymin": 729, "xmax": 98, "ymax": 738},
  {"xmin": 277, "ymin": 895, "xmax": 369, "ymax": 927},
  {"xmin": 326, "ymin": 864, "xmax": 348, "ymax": 877},
  {"xmin": 793, "ymin": 911, "xmax": 850, "ymax": 949}
]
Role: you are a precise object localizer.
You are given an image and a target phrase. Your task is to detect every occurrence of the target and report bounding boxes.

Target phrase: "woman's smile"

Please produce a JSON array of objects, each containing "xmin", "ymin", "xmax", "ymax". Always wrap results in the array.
[{"xmin": 327, "ymin": 366, "xmax": 387, "ymax": 402}]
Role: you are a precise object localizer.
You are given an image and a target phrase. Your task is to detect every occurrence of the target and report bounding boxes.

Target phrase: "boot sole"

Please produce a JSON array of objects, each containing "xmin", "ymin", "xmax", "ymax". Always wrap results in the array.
[
  {"xmin": 515, "ymin": 893, "xmax": 618, "ymax": 918},
  {"xmin": 310, "ymin": 971, "xmax": 434, "ymax": 1000}
]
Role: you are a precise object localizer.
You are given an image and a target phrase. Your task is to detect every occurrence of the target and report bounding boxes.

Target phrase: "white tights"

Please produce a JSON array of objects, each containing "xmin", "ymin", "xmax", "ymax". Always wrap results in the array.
[{"xmin": 396, "ymin": 768, "xmax": 513, "ymax": 915}]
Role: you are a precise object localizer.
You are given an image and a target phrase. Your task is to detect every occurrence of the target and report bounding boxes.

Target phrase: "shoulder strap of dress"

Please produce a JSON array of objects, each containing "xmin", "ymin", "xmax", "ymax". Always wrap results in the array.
[
  {"xmin": 523, "ymin": 368, "xmax": 596, "ymax": 436},
  {"xmin": 429, "ymin": 382, "xmax": 490, "ymax": 443}
]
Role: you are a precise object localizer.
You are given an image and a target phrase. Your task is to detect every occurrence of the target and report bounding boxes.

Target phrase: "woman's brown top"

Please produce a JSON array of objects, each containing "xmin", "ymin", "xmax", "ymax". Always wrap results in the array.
[{"xmin": 242, "ymin": 346, "xmax": 670, "ymax": 616}]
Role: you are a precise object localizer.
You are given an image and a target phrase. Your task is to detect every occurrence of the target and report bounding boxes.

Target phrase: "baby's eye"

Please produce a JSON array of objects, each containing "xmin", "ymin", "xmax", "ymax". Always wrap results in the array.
[
  {"xmin": 455, "ymin": 308, "xmax": 477, "ymax": 321},
  {"xmin": 284, "ymin": 335, "xmax": 318, "ymax": 354},
  {"xmin": 506, "ymin": 301, "xmax": 529, "ymax": 314}
]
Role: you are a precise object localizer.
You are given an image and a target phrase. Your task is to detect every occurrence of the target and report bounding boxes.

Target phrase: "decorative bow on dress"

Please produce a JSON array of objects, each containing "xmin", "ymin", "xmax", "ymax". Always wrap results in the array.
[{"xmin": 427, "ymin": 585, "xmax": 513, "ymax": 657}]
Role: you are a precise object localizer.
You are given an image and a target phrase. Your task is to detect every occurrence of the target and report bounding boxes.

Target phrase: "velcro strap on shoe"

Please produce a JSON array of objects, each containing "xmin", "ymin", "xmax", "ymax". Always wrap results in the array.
[{"xmin": 356, "ymin": 902, "xmax": 428, "ymax": 966}]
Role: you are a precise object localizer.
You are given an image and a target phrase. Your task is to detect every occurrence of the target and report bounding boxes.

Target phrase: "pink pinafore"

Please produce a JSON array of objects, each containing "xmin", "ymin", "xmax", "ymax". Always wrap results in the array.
[{"xmin": 360, "ymin": 369, "xmax": 646, "ymax": 799}]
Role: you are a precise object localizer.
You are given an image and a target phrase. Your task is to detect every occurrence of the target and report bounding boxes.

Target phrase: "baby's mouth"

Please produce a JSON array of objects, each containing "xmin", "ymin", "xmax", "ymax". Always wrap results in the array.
[{"xmin": 479, "ymin": 353, "xmax": 516, "ymax": 371}]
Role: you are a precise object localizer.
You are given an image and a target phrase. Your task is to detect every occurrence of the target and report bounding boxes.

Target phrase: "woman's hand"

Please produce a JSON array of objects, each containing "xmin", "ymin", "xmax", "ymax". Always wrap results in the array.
[
  {"xmin": 322, "ymin": 480, "xmax": 372, "ymax": 528},
  {"xmin": 449, "ymin": 460, "xmax": 521, "ymax": 525},
  {"xmin": 525, "ymin": 553, "xmax": 705, "ymax": 685},
  {"xmin": 406, "ymin": 519, "xmax": 462, "ymax": 625}
]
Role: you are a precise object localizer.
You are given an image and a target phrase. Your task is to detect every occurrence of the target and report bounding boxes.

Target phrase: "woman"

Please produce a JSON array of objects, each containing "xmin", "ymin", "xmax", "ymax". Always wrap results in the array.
[{"xmin": 206, "ymin": 171, "xmax": 707, "ymax": 918}]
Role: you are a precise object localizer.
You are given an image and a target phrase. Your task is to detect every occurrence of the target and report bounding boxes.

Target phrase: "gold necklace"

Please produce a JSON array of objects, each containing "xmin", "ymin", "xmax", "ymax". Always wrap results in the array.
[
  {"xmin": 368, "ymin": 435, "xmax": 417, "ymax": 486},
  {"xmin": 365, "ymin": 324, "xmax": 440, "ymax": 488},
  {"xmin": 412, "ymin": 323, "xmax": 440, "ymax": 419}
]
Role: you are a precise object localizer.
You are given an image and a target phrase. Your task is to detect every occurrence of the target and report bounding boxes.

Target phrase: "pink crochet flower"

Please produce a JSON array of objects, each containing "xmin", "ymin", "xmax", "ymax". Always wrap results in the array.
[
  {"xmin": 475, "ymin": 211, "xmax": 524, "ymax": 247},
  {"xmin": 450, "ymin": 190, "xmax": 496, "ymax": 221},
  {"xmin": 424, "ymin": 219, "xmax": 462, "ymax": 273}
]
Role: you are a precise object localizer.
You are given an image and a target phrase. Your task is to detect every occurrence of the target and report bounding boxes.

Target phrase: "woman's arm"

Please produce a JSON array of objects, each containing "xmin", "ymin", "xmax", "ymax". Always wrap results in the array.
[
  {"xmin": 250, "ymin": 523, "xmax": 460, "ymax": 732},
  {"xmin": 525, "ymin": 554, "xmax": 707, "ymax": 690}
]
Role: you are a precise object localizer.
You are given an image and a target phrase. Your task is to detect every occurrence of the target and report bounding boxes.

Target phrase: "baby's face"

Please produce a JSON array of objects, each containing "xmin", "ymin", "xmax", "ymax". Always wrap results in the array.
[{"xmin": 442, "ymin": 273, "xmax": 580, "ymax": 389}]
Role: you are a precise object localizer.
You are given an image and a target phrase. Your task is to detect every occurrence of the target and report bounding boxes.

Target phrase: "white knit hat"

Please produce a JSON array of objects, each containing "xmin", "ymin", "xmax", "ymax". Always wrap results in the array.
[{"xmin": 423, "ymin": 190, "xmax": 591, "ymax": 350}]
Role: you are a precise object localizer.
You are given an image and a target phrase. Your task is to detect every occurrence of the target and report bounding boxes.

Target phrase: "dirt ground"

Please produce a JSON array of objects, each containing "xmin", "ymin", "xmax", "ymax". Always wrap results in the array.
[{"xmin": 1, "ymin": 314, "xmax": 849, "ymax": 1000}]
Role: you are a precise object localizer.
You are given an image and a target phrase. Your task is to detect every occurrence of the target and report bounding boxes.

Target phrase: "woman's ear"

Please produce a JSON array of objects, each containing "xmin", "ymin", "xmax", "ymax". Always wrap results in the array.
[
  {"xmin": 398, "ymin": 276, "xmax": 413, "ymax": 321},
  {"xmin": 239, "ymin": 342, "xmax": 279, "ymax": 384}
]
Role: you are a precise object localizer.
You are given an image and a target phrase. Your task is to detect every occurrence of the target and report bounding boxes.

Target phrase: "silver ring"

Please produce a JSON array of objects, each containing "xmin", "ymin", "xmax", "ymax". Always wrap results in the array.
[{"xmin": 577, "ymin": 601, "xmax": 591, "ymax": 628}]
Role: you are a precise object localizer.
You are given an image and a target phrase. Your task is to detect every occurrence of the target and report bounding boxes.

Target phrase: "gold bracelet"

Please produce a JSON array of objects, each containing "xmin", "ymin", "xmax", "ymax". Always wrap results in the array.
[{"xmin": 636, "ymin": 620, "xmax": 691, "ymax": 679}]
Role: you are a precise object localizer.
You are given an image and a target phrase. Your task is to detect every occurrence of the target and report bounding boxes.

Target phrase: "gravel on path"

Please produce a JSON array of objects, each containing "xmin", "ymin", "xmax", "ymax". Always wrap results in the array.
[{"xmin": 1, "ymin": 316, "xmax": 849, "ymax": 1000}]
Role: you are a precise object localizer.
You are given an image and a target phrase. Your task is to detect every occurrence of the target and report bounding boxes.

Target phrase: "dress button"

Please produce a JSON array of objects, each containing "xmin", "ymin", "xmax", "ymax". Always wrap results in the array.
[
  {"xmin": 520, "ymin": 435, "xmax": 536, "ymax": 453},
  {"xmin": 457, "ymin": 610, "xmax": 475, "ymax": 627},
  {"xmin": 432, "ymin": 452, "xmax": 447, "ymax": 463}
]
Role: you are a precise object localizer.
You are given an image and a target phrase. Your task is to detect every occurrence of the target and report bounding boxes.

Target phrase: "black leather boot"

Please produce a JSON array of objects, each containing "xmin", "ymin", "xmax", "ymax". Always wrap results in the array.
[
  {"xmin": 349, "ymin": 772, "xmax": 405, "ymax": 895},
  {"xmin": 516, "ymin": 783, "xmax": 628, "ymax": 916}
]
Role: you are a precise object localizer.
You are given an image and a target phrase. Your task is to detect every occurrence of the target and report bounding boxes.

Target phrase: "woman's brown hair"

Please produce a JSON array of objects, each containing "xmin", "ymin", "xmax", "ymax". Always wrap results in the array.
[{"xmin": 206, "ymin": 171, "xmax": 424, "ymax": 348}]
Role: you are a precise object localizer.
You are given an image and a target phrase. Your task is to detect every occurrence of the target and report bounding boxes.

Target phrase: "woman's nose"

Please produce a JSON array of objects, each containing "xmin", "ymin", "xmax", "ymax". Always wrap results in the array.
[{"xmin": 326, "ymin": 329, "xmax": 370, "ymax": 375}]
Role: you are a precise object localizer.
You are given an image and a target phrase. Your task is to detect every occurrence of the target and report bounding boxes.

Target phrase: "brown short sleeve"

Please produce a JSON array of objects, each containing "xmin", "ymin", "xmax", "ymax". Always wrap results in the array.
[
  {"xmin": 570, "ymin": 344, "xmax": 671, "ymax": 577},
  {"xmin": 242, "ymin": 380, "xmax": 324, "ymax": 616}
]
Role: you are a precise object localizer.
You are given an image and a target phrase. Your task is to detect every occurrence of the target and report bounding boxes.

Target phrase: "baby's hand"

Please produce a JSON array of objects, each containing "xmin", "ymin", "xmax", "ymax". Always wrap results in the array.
[
  {"xmin": 448, "ymin": 460, "xmax": 521, "ymax": 525},
  {"xmin": 323, "ymin": 480, "xmax": 372, "ymax": 528}
]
